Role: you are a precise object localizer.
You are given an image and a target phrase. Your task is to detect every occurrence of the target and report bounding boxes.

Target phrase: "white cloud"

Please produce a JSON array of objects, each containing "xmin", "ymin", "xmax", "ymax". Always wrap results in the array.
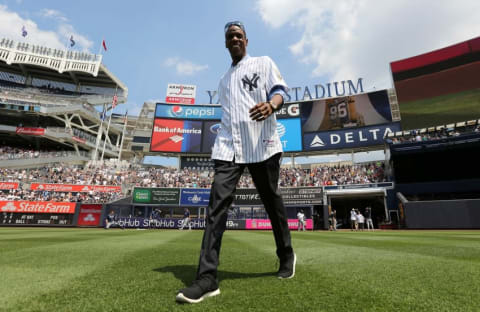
[
  {"xmin": 0, "ymin": 5, "xmax": 93, "ymax": 51},
  {"xmin": 57, "ymin": 24, "xmax": 93, "ymax": 52},
  {"xmin": 164, "ymin": 57, "xmax": 208, "ymax": 76},
  {"xmin": 39, "ymin": 8, "xmax": 68, "ymax": 22},
  {"xmin": 256, "ymin": 0, "xmax": 480, "ymax": 90}
]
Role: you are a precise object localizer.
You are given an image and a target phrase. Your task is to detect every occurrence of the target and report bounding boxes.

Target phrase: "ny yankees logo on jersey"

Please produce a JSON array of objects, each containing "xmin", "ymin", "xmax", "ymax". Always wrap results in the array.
[{"xmin": 242, "ymin": 73, "xmax": 260, "ymax": 91}]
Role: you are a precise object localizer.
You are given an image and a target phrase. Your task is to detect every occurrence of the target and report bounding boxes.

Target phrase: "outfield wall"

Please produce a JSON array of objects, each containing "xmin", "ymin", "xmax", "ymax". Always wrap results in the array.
[
  {"xmin": 107, "ymin": 217, "xmax": 313, "ymax": 230},
  {"xmin": 404, "ymin": 199, "xmax": 480, "ymax": 229}
]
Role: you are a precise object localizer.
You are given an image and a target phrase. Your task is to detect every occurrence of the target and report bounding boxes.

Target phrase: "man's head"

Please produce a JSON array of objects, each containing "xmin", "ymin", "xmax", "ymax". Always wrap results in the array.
[{"xmin": 224, "ymin": 21, "xmax": 248, "ymax": 63}]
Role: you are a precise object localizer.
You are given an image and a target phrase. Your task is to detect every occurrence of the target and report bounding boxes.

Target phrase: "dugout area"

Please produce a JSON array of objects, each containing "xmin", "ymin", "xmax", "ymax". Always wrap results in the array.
[{"xmin": 326, "ymin": 189, "xmax": 388, "ymax": 229}]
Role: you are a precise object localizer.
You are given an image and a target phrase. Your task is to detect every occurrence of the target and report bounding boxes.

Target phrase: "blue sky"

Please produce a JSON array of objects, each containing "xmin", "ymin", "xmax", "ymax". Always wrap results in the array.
[{"xmin": 1, "ymin": 0, "xmax": 479, "ymax": 165}]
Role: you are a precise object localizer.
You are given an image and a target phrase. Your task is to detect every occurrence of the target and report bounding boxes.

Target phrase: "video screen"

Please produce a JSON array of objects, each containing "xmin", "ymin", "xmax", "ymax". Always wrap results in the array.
[
  {"xmin": 300, "ymin": 90, "xmax": 393, "ymax": 131},
  {"xmin": 391, "ymin": 36, "xmax": 480, "ymax": 130}
]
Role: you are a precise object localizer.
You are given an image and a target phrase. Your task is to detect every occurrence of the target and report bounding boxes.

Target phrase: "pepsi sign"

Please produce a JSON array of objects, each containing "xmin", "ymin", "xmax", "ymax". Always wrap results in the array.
[{"xmin": 155, "ymin": 103, "xmax": 222, "ymax": 120}]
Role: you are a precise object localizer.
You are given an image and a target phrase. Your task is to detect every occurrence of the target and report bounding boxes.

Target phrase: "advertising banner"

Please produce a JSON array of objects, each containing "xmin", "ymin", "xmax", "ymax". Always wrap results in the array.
[
  {"xmin": 303, "ymin": 122, "xmax": 401, "ymax": 151},
  {"xmin": 132, "ymin": 188, "xmax": 151, "ymax": 203},
  {"xmin": 275, "ymin": 102, "xmax": 300, "ymax": 119},
  {"xmin": 225, "ymin": 219, "xmax": 246, "ymax": 230},
  {"xmin": 277, "ymin": 118, "xmax": 302, "ymax": 152},
  {"xmin": 300, "ymin": 90, "xmax": 393, "ymax": 131},
  {"xmin": 115, "ymin": 217, "xmax": 206, "ymax": 229},
  {"xmin": 150, "ymin": 118, "xmax": 202, "ymax": 152},
  {"xmin": 0, "ymin": 182, "xmax": 19, "ymax": 190},
  {"xmin": 15, "ymin": 127, "xmax": 45, "ymax": 135},
  {"xmin": 77, "ymin": 204, "xmax": 103, "ymax": 227},
  {"xmin": 30, "ymin": 183, "xmax": 121, "ymax": 193},
  {"xmin": 201, "ymin": 120, "xmax": 221, "ymax": 153},
  {"xmin": 280, "ymin": 187, "xmax": 323, "ymax": 205},
  {"xmin": 0, "ymin": 201, "xmax": 76, "ymax": 214},
  {"xmin": 132, "ymin": 188, "xmax": 180, "ymax": 205},
  {"xmin": 246, "ymin": 218, "xmax": 313, "ymax": 230},
  {"xmin": 111, "ymin": 218, "xmax": 246, "ymax": 230},
  {"xmin": 165, "ymin": 84, "xmax": 197, "ymax": 105},
  {"xmin": 180, "ymin": 188, "xmax": 211, "ymax": 206},
  {"xmin": 233, "ymin": 188, "xmax": 262, "ymax": 206},
  {"xmin": 155, "ymin": 103, "xmax": 222, "ymax": 120},
  {"xmin": 72, "ymin": 136, "xmax": 86, "ymax": 144},
  {"xmin": 233, "ymin": 188, "xmax": 323, "ymax": 206}
]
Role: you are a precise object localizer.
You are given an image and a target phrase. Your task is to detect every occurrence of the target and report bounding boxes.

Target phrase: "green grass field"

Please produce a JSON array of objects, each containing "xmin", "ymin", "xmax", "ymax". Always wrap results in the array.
[
  {"xmin": 399, "ymin": 88, "xmax": 480, "ymax": 130},
  {"xmin": 1, "ymin": 228, "xmax": 480, "ymax": 312}
]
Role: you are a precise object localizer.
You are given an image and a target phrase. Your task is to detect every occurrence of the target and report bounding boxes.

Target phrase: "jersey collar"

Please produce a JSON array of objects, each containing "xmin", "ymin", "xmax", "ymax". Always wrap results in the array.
[{"xmin": 232, "ymin": 54, "xmax": 250, "ymax": 67}]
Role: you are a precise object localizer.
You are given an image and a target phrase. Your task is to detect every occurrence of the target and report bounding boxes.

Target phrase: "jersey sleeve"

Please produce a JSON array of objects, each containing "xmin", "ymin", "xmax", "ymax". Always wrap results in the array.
[{"xmin": 264, "ymin": 56, "xmax": 288, "ymax": 97}]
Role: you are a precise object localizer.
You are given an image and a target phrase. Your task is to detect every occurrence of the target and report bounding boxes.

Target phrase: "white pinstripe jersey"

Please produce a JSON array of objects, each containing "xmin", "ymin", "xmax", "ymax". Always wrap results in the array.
[{"xmin": 211, "ymin": 55, "xmax": 288, "ymax": 164}]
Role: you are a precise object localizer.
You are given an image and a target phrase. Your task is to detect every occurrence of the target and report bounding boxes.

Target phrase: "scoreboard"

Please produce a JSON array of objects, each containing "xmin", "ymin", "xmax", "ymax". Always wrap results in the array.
[
  {"xmin": 0, "ymin": 201, "xmax": 77, "ymax": 226},
  {"xmin": 1, "ymin": 212, "xmax": 74, "ymax": 226}
]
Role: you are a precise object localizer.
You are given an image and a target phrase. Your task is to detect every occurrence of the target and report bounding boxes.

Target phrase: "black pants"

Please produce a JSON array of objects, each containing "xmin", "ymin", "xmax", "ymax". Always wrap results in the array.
[{"xmin": 196, "ymin": 153, "xmax": 293, "ymax": 280}]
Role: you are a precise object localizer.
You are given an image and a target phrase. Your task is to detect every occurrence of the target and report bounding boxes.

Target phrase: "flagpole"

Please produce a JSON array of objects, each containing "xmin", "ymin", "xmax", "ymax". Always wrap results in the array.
[
  {"xmin": 100, "ymin": 112, "xmax": 113, "ymax": 161},
  {"xmin": 93, "ymin": 103, "xmax": 106, "ymax": 161},
  {"xmin": 118, "ymin": 111, "xmax": 128, "ymax": 161},
  {"xmin": 97, "ymin": 38, "xmax": 103, "ymax": 56}
]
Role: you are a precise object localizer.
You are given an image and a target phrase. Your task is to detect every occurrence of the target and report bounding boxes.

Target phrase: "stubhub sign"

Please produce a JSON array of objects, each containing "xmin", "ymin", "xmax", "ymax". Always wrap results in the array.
[
  {"xmin": 155, "ymin": 103, "xmax": 222, "ymax": 120},
  {"xmin": 303, "ymin": 122, "xmax": 401, "ymax": 150}
]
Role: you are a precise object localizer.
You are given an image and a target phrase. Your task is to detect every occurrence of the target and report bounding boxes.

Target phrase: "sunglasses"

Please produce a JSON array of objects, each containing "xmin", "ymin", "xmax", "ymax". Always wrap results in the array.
[{"xmin": 224, "ymin": 21, "xmax": 245, "ymax": 34}]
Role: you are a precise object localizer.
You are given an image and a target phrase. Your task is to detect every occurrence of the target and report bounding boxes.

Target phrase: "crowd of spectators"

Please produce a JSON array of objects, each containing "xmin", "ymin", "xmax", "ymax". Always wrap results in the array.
[
  {"xmin": 387, "ymin": 123, "xmax": 480, "ymax": 144},
  {"xmin": 0, "ymin": 146, "xmax": 72, "ymax": 160},
  {"xmin": 125, "ymin": 167, "xmax": 214, "ymax": 188},
  {"xmin": 0, "ymin": 160, "xmax": 388, "ymax": 203},
  {"xmin": 0, "ymin": 189, "xmax": 122, "ymax": 203},
  {"xmin": 0, "ymin": 162, "xmax": 126, "ymax": 185},
  {"xmin": 125, "ymin": 162, "xmax": 387, "ymax": 188},
  {"xmin": 278, "ymin": 163, "xmax": 386, "ymax": 187}
]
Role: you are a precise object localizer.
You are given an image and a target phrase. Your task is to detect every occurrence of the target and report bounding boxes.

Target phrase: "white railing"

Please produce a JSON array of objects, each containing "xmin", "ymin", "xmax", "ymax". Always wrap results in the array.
[{"xmin": 0, "ymin": 38, "xmax": 102, "ymax": 76}]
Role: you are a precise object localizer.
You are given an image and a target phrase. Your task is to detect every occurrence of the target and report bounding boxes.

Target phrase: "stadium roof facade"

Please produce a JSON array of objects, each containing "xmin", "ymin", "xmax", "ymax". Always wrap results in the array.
[
  {"xmin": 0, "ymin": 38, "xmax": 128, "ymax": 101},
  {"xmin": 0, "ymin": 37, "xmax": 131, "ymax": 166}
]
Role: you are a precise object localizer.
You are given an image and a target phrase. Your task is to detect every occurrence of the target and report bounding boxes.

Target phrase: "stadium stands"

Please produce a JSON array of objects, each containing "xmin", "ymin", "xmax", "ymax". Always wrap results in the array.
[
  {"xmin": 385, "ymin": 119, "xmax": 480, "ymax": 144},
  {"xmin": 0, "ymin": 159, "xmax": 387, "ymax": 204}
]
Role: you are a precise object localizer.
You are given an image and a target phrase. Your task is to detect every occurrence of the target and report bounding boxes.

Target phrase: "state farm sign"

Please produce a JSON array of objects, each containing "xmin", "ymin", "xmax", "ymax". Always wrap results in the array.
[
  {"xmin": 30, "ymin": 183, "xmax": 121, "ymax": 193},
  {"xmin": 0, "ymin": 182, "xmax": 19, "ymax": 190},
  {"xmin": 15, "ymin": 127, "xmax": 45, "ymax": 136},
  {"xmin": 0, "ymin": 201, "xmax": 76, "ymax": 214}
]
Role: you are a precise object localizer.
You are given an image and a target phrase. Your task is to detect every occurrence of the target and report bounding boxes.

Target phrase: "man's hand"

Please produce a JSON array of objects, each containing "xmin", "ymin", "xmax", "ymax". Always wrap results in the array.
[{"xmin": 249, "ymin": 101, "xmax": 273, "ymax": 121}]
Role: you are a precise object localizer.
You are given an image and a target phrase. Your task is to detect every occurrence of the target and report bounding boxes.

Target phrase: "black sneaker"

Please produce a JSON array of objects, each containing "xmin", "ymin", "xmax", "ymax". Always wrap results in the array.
[
  {"xmin": 277, "ymin": 253, "xmax": 296, "ymax": 279},
  {"xmin": 176, "ymin": 276, "xmax": 220, "ymax": 304}
]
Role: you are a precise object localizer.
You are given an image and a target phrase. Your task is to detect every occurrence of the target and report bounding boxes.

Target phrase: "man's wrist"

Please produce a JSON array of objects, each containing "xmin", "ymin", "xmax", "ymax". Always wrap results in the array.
[{"xmin": 268, "ymin": 100, "xmax": 280, "ymax": 111}]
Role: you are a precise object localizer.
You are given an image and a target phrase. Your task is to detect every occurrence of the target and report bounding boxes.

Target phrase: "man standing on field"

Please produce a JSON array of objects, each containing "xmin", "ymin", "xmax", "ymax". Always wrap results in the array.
[
  {"xmin": 179, "ymin": 208, "xmax": 191, "ymax": 230},
  {"xmin": 297, "ymin": 209, "xmax": 306, "ymax": 231},
  {"xmin": 176, "ymin": 21, "xmax": 295, "ymax": 304}
]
